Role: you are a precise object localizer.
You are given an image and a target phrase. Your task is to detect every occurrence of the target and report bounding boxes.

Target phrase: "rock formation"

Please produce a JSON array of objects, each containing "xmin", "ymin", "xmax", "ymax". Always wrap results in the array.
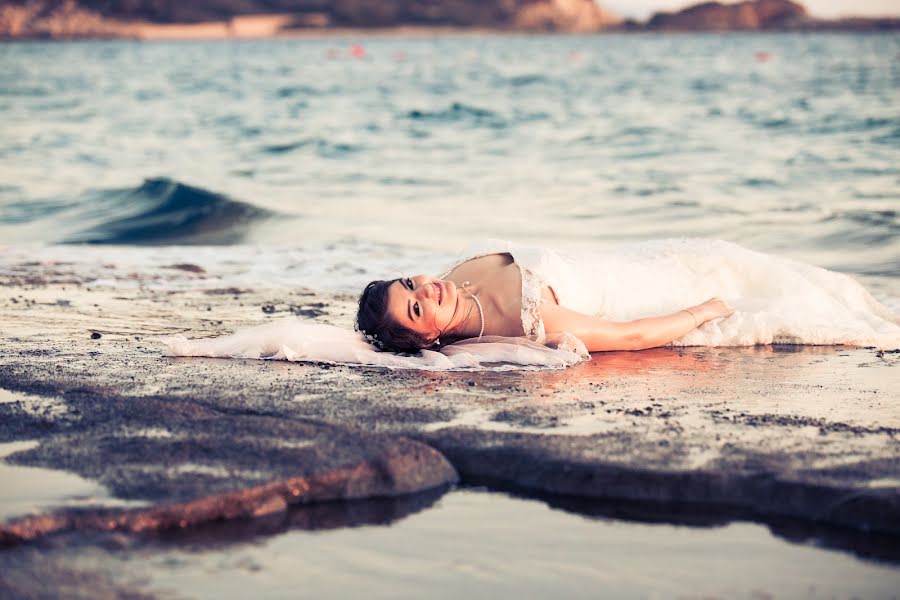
[
  {"xmin": 513, "ymin": 0, "xmax": 620, "ymax": 32},
  {"xmin": 0, "ymin": 0, "xmax": 128, "ymax": 38},
  {"xmin": 1, "ymin": 0, "xmax": 896, "ymax": 41},
  {"xmin": 0, "ymin": 0, "xmax": 621, "ymax": 39},
  {"xmin": 646, "ymin": 0, "xmax": 809, "ymax": 31}
]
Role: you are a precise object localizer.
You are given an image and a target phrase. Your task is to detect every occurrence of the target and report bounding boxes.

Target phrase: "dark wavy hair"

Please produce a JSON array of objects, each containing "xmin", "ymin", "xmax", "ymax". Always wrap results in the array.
[{"xmin": 355, "ymin": 279, "xmax": 434, "ymax": 353}]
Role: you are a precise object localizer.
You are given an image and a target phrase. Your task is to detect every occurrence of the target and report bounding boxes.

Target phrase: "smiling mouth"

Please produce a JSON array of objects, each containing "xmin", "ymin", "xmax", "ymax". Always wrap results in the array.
[{"xmin": 435, "ymin": 282, "xmax": 443, "ymax": 305}]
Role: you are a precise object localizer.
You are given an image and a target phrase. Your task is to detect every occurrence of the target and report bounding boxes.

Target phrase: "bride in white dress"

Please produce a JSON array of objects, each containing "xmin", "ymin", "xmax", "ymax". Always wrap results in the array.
[{"xmin": 166, "ymin": 239, "xmax": 900, "ymax": 370}]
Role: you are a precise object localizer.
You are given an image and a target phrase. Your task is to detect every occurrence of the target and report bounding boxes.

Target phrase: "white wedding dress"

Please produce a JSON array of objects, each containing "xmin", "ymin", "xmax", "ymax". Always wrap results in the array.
[{"xmin": 163, "ymin": 239, "xmax": 900, "ymax": 370}]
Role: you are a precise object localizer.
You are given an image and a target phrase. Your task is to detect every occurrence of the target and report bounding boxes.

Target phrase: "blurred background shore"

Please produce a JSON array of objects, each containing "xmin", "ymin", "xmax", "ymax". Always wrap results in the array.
[{"xmin": 1, "ymin": 0, "xmax": 898, "ymax": 41}]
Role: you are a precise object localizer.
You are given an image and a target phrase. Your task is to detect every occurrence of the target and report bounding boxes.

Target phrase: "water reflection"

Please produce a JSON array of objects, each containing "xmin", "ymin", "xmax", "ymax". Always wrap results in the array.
[
  {"xmin": 488, "ymin": 485, "xmax": 900, "ymax": 565},
  {"xmin": 5, "ymin": 489, "xmax": 897, "ymax": 599},
  {"xmin": 150, "ymin": 485, "xmax": 448, "ymax": 550}
]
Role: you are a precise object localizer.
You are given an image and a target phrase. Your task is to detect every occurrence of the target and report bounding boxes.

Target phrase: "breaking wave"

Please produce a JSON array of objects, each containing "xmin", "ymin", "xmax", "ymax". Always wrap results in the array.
[{"xmin": 37, "ymin": 178, "xmax": 275, "ymax": 245}]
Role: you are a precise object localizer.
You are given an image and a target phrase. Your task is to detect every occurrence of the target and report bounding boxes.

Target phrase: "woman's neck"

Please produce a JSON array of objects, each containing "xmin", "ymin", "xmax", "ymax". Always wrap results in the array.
[{"xmin": 446, "ymin": 286, "xmax": 485, "ymax": 340}]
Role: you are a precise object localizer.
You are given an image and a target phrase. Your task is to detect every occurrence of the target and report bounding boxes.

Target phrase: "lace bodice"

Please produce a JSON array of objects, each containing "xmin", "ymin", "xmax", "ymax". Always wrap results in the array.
[{"xmin": 519, "ymin": 265, "xmax": 546, "ymax": 341}]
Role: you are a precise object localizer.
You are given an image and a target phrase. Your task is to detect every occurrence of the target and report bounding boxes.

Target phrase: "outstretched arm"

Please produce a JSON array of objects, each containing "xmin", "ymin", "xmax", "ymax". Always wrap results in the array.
[{"xmin": 541, "ymin": 297, "xmax": 734, "ymax": 352}]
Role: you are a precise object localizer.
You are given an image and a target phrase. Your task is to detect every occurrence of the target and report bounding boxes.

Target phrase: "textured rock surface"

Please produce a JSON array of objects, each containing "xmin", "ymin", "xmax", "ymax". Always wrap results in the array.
[
  {"xmin": 0, "ymin": 261, "xmax": 897, "ymax": 541},
  {"xmin": 0, "ymin": 413, "xmax": 457, "ymax": 543},
  {"xmin": 421, "ymin": 428, "xmax": 900, "ymax": 534}
]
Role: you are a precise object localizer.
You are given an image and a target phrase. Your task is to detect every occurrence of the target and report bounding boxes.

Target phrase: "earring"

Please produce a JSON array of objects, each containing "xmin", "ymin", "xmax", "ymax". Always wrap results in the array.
[{"xmin": 434, "ymin": 338, "xmax": 441, "ymax": 346}]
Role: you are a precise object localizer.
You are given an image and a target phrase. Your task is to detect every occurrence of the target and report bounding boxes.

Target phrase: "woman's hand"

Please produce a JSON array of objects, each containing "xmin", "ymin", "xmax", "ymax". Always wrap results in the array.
[{"xmin": 691, "ymin": 297, "xmax": 735, "ymax": 325}]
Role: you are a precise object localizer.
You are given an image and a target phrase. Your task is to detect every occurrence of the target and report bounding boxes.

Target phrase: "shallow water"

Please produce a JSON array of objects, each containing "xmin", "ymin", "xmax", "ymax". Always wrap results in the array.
[
  {"xmin": 0, "ymin": 389, "xmax": 148, "ymax": 520},
  {"xmin": 1, "ymin": 34, "xmax": 899, "ymax": 293},
  {"xmin": 0, "ymin": 443, "xmax": 144, "ymax": 522},
  {"xmin": 28, "ymin": 490, "xmax": 897, "ymax": 599}
]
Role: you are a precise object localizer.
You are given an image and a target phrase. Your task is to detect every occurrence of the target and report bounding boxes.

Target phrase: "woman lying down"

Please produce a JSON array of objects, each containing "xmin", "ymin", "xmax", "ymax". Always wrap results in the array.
[{"xmin": 164, "ymin": 239, "xmax": 900, "ymax": 371}]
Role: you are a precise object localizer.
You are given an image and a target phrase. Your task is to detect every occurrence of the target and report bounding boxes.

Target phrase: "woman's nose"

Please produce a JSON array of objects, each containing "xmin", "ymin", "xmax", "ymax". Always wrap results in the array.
[{"xmin": 416, "ymin": 280, "xmax": 435, "ymax": 300}]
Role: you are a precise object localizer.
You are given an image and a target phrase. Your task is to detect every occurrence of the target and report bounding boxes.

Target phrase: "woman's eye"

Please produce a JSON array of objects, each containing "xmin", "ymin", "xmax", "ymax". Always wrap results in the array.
[
  {"xmin": 405, "ymin": 278, "xmax": 414, "ymax": 290},
  {"xmin": 414, "ymin": 302, "xmax": 420, "ymax": 317}
]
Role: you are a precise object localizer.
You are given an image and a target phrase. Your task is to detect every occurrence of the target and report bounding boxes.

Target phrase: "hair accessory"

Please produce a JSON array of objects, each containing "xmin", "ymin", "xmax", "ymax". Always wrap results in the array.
[
  {"xmin": 461, "ymin": 281, "xmax": 485, "ymax": 339},
  {"xmin": 355, "ymin": 320, "xmax": 387, "ymax": 350},
  {"xmin": 366, "ymin": 332, "xmax": 386, "ymax": 350}
]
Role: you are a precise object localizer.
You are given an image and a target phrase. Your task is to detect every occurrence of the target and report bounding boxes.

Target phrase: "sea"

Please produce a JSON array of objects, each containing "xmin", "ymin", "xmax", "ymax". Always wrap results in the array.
[
  {"xmin": 1, "ymin": 33, "xmax": 900, "ymax": 597},
  {"xmin": 0, "ymin": 33, "xmax": 898, "ymax": 301}
]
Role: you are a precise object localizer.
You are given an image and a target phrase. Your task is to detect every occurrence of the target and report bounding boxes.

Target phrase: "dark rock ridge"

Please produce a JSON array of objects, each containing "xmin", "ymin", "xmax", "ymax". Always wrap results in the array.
[
  {"xmin": 0, "ymin": 410, "xmax": 458, "ymax": 543},
  {"xmin": 639, "ymin": 0, "xmax": 900, "ymax": 32},
  {"xmin": 0, "ymin": 0, "xmax": 620, "ymax": 39},
  {"xmin": 646, "ymin": 0, "xmax": 809, "ymax": 31},
  {"xmin": 420, "ymin": 428, "xmax": 900, "ymax": 536}
]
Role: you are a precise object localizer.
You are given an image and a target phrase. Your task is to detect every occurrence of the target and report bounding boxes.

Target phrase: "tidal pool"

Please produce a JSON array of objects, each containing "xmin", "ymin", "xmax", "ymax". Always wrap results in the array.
[{"xmin": 8, "ymin": 489, "xmax": 892, "ymax": 599}]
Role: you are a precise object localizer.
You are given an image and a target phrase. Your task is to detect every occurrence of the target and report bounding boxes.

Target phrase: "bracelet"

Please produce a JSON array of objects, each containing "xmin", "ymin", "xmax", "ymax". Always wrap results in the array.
[{"xmin": 684, "ymin": 309, "xmax": 698, "ymax": 328}]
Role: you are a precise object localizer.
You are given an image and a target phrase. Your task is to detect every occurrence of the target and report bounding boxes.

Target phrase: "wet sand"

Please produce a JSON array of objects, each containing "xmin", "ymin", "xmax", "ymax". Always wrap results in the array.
[{"xmin": 0, "ymin": 256, "xmax": 898, "ymax": 593}]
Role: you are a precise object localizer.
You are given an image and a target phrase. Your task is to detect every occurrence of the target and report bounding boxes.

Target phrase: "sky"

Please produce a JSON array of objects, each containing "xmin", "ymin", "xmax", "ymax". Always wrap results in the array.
[{"xmin": 604, "ymin": 0, "xmax": 900, "ymax": 20}]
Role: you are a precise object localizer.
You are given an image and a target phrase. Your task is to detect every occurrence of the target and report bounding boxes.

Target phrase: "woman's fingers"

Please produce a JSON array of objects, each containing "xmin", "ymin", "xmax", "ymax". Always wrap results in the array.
[
  {"xmin": 699, "ymin": 297, "xmax": 735, "ymax": 320},
  {"xmin": 710, "ymin": 298, "xmax": 735, "ymax": 319}
]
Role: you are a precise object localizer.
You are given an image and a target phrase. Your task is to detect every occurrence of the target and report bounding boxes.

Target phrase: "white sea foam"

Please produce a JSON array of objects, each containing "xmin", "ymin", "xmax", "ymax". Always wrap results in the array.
[
  {"xmin": 0, "ymin": 240, "xmax": 450, "ymax": 293},
  {"xmin": 3, "ymin": 240, "xmax": 898, "ymax": 321}
]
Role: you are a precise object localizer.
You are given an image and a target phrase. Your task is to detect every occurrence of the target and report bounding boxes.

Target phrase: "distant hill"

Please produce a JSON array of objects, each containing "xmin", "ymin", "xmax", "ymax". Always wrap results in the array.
[
  {"xmin": 646, "ymin": 0, "xmax": 809, "ymax": 31},
  {"xmin": 641, "ymin": 0, "xmax": 898, "ymax": 32},
  {"xmin": 0, "ymin": 0, "xmax": 621, "ymax": 39}
]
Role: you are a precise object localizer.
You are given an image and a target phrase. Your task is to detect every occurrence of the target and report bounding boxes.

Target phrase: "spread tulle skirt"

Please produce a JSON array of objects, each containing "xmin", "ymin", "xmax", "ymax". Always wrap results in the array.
[
  {"xmin": 163, "ymin": 321, "xmax": 590, "ymax": 371},
  {"xmin": 561, "ymin": 239, "xmax": 900, "ymax": 349}
]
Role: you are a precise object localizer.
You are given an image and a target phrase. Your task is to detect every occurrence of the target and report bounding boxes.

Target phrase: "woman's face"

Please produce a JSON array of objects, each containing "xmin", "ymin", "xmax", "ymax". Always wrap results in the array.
[{"xmin": 385, "ymin": 275, "xmax": 460, "ymax": 343}]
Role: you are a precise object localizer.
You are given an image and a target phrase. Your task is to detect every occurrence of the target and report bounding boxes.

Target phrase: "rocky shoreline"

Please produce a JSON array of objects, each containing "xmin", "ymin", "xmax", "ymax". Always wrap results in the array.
[
  {"xmin": 0, "ymin": 255, "xmax": 898, "ymax": 559},
  {"xmin": 1, "ymin": 0, "xmax": 897, "ymax": 40},
  {"xmin": 0, "ymin": 0, "xmax": 616, "ymax": 40}
]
